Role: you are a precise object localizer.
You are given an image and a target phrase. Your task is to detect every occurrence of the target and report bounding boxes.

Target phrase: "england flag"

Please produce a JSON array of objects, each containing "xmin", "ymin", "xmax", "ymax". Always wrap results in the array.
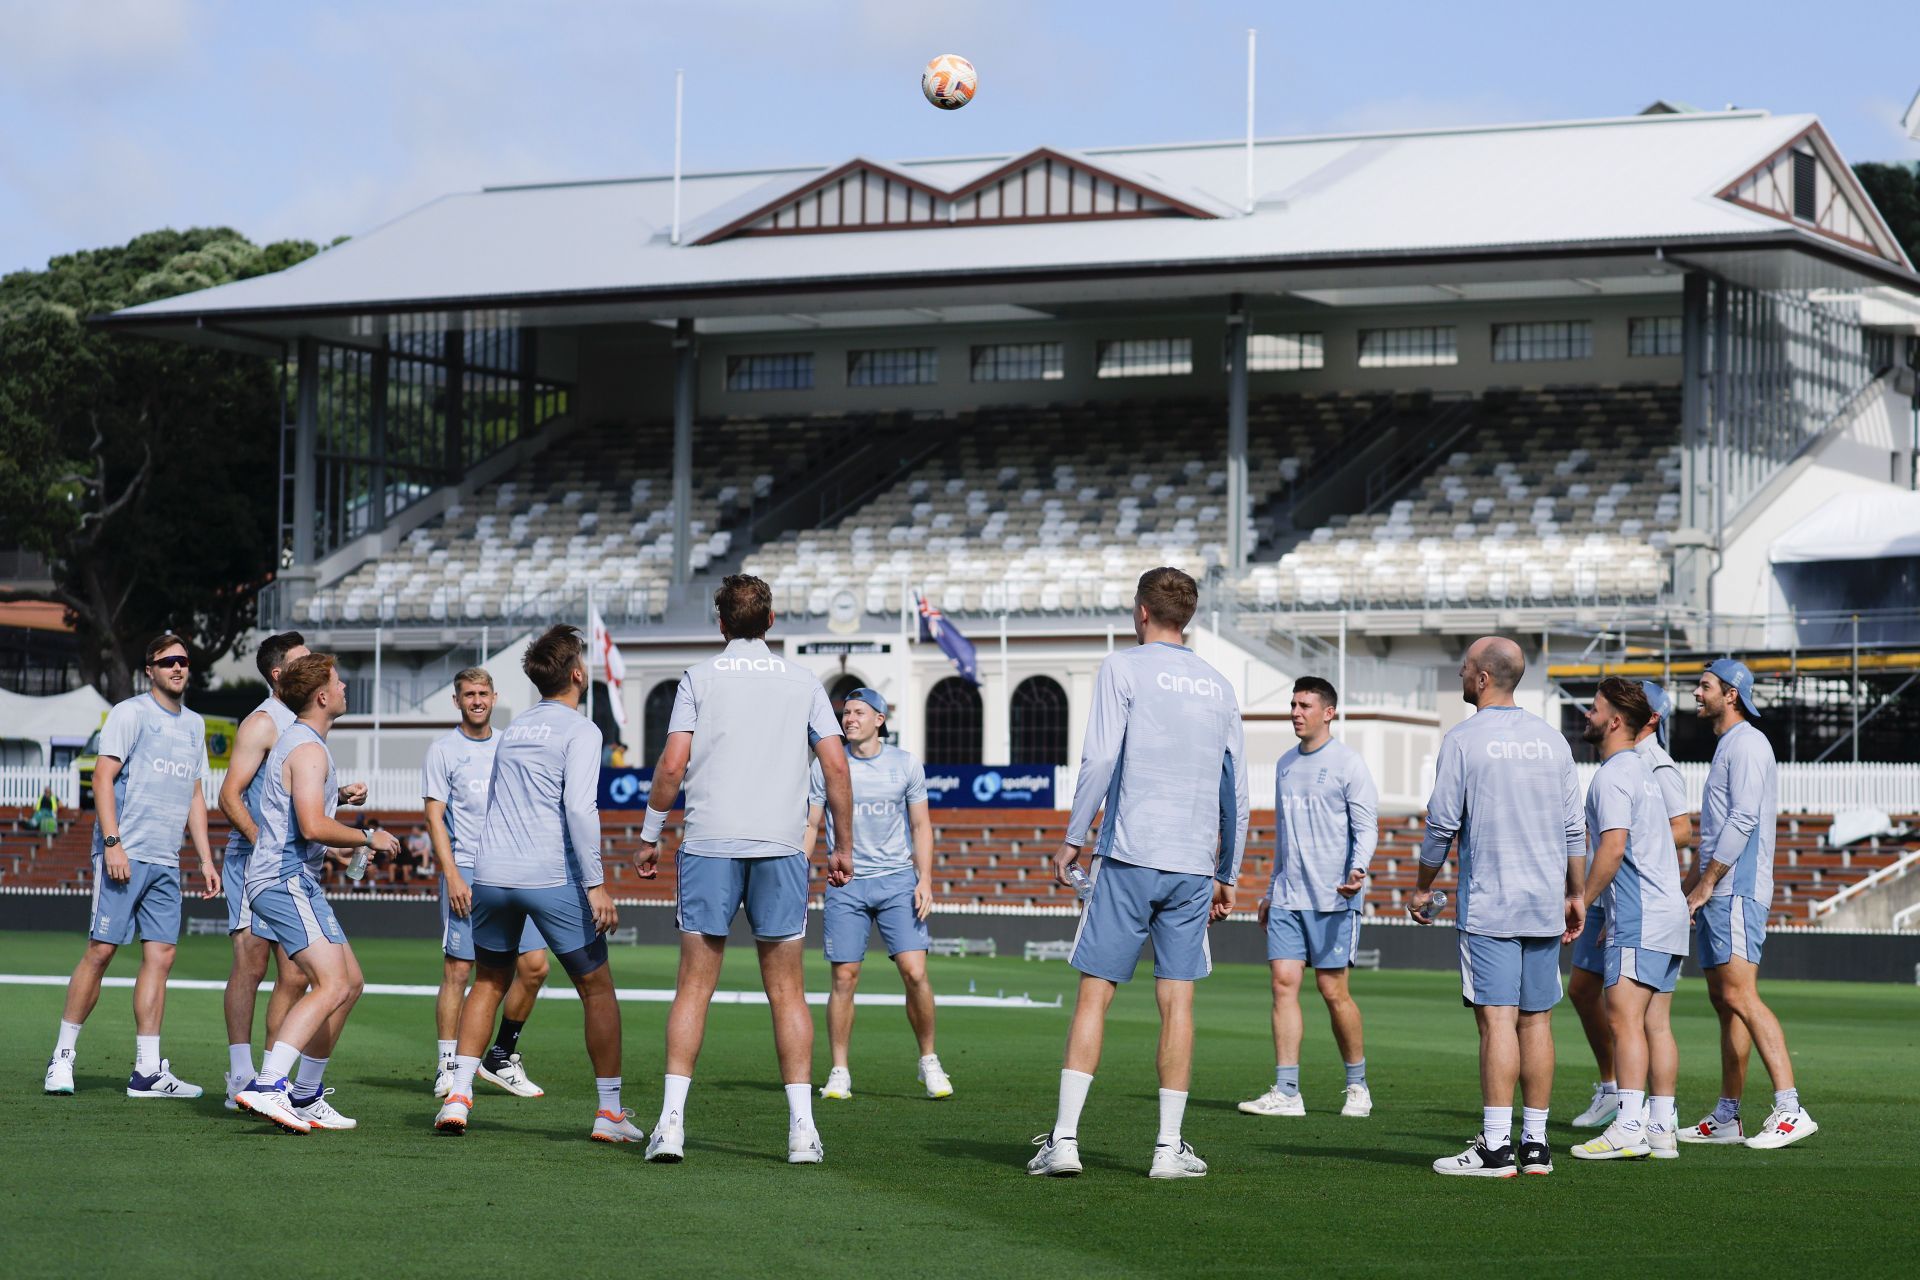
[{"xmin": 588, "ymin": 606, "xmax": 627, "ymax": 727}]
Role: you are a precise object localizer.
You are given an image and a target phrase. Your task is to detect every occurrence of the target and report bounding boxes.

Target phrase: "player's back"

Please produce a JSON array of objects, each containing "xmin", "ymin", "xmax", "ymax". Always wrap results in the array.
[
  {"xmin": 246, "ymin": 721, "xmax": 336, "ymax": 895},
  {"xmin": 1092, "ymin": 643, "xmax": 1245, "ymax": 879},
  {"xmin": 1432, "ymin": 705, "xmax": 1581, "ymax": 938},
  {"xmin": 228, "ymin": 696, "xmax": 299, "ymax": 861},
  {"xmin": 680, "ymin": 638, "xmax": 832, "ymax": 851},
  {"xmin": 1590, "ymin": 750, "xmax": 1688, "ymax": 954},
  {"xmin": 1701, "ymin": 720, "xmax": 1777, "ymax": 904},
  {"xmin": 475, "ymin": 700, "xmax": 602, "ymax": 889}
]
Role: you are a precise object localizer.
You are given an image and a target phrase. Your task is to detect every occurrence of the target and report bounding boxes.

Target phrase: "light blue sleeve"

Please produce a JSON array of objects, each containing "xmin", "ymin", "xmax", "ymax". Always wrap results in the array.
[
  {"xmin": 1562, "ymin": 753, "xmax": 1586, "ymax": 860},
  {"xmin": 905, "ymin": 757, "xmax": 928, "ymax": 806},
  {"xmin": 808, "ymin": 758, "xmax": 825, "ymax": 808},
  {"xmin": 666, "ymin": 672, "xmax": 696, "ymax": 736},
  {"xmin": 98, "ymin": 702, "xmax": 138, "ymax": 761},
  {"xmin": 807, "ymin": 683, "xmax": 841, "ymax": 746},
  {"xmin": 1066, "ymin": 657, "xmax": 1129, "ymax": 848},
  {"xmin": 1216, "ymin": 708, "xmax": 1250, "ymax": 884},
  {"xmin": 422, "ymin": 740, "xmax": 451, "ymax": 804},
  {"xmin": 1592, "ymin": 767, "xmax": 1633, "ymax": 835},
  {"xmin": 563, "ymin": 724, "xmax": 605, "ymax": 888},
  {"xmin": 1419, "ymin": 734, "xmax": 1464, "ymax": 867},
  {"xmin": 1712, "ymin": 738, "xmax": 1767, "ymax": 866},
  {"xmin": 1653, "ymin": 764, "xmax": 1689, "ymax": 820},
  {"xmin": 1345, "ymin": 753, "xmax": 1380, "ymax": 877}
]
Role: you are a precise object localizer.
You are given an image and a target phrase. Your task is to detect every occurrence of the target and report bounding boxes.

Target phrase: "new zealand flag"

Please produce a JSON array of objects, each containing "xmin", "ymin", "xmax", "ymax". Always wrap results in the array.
[{"xmin": 916, "ymin": 593, "xmax": 980, "ymax": 685}]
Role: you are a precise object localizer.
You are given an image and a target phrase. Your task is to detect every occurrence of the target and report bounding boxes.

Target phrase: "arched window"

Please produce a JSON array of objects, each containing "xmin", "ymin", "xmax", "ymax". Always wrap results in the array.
[
  {"xmin": 828, "ymin": 674, "xmax": 867, "ymax": 713},
  {"xmin": 1010, "ymin": 675, "xmax": 1069, "ymax": 765},
  {"xmin": 924, "ymin": 677, "xmax": 983, "ymax": 765},
  {"xmin": 643, "ymin": 679, "xmax": 679, "ymax": 762}
]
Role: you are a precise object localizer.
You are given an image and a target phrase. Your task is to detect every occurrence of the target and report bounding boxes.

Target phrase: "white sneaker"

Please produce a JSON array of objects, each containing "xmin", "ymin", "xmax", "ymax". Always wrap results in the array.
[
  {"xmin": 224, "ymin": 1070, "xmax": 249, "ymax": 1112},
  {"xmin": 295, "ymin": 1087, "xmax": 357, "ymax": 1131},
  {"xmin": 432, "ymin": 1059, "xmax": 456, "ymax": 1099},
  {"xmin": 788, "ymin": 1119, "xmax": 824, "ymax": 1164},
  {"xmin": 1432, "ymin": 1136, "xmax": 1517, "ymax": 1177},
  {"xmin": 478, "ymin": 1053, "xmax": 545, "ymax": 1098},
  {"xmin": 1647, "ymin": 1127, "xmax": 1679, "ymax": 1159},
  {"xmin": 918, "ymin": 1057, "xmax": 954, "ymax": 1099},
  {"xmin": 646, "ymin": 1109, "xmax": 685, "ymax": 1162},
  {"xmin": 434, "ymin": 1093, "xmax": 471, "ymax": 1135},
  {"xmin": 1570, "ymin": 1121, "xmax": 1651, "ymax": 1160},
  {"xmin": 1026, "ymin": 1133, "xmax": 1083, "ymax": 1177},
  {"xmin": 127, "ymin": 1060, "xmax": 203, "ymax": 1099},
  {"xmin": 819, "ymin": 1066, "xmax": 853, "ymax": 1100},
  {"xmin": 237, "ymin": 1079, "xmax": 312, "ymax": 1134},
  {"xmin": 44, "ymin": 1049, "xmax": 75, "ymax": 1095},
  {"xmin": 1149, "ymin": 1140, "xmax": 1208, "ymax": 1179},
  {"xmin": 1340, "ymin": 1083, "xmax": 1373, "ymax": 1117},
  {"xmin": 591, "ymin": 1107, "xmax": 646, "ymax": 1144},
  {"xmin": 1677, "ymin": 1113, "xmax": 1745, "ymax": 1144},
  {"xmin": 1572, "ymin": 1082, "xmax": 1620, "ymax": 1128},
  {"xmin": 1237, "ymin": 1086, "xmax": 1306, "ymax": 1116},
  {"xmin": 1744, "ymin": 1106, "xmax": 1818, "ymax": 1150}
]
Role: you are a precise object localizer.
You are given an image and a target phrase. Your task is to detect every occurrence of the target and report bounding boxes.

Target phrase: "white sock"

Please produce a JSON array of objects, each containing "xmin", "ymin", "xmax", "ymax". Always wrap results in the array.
[
  {"xmin": 1599, "ymin": 1078, "xmax": 1617, "ymax": 1094},
  {"xmin": 228, "ymin": 1043, "xmax": 254, "ymax": 1079},
  {"xmin": 55, "ymin": 1019, "xmax": 83, "ymax": 1056},
  {"xmin": 256, "ymin": 1040, "xmax": 300, "ymax": 1086},
  {"xmin": 135, "ymin": 1035, "xmax": 161, "ymax": 1075},
  {"xmin": 449, "ymin": 1054, "xmax": 480, "ymax": 1100},
  {"xmin": 786, "ymin": 1082, "xmax": 814, "ymax": 1129},
  {"xmin": 1521, "ymin": 1106, "xmax": 1550, "ymax": 1145},
  {"xmin": 595, "ymin": 1076, "xmax": 622, "ymax": 1114},
  {"xmin": 437, "ymin": 1039, "xmax": 456, "ymax": 1061},
  {"xmin": 1616, "ymin": 1088, "xmax": 1647, "ymax": 1131},
  {"xmin": 1157, "ymin": 1089, "xmax": 1188, "ymax": 1147},
  {"xmin": 294, "ymin": 1054, "xmax": 329, "ymax": 1099},
  {"xmin": 919, "ymin": 1053, "xmax": 940, "ymax": 1069},
  {"xmin": 1649, "ymin": 1095, "xmax": 1678, "ymax": 1131},
  {"xmin": 1482, "ymin": 1105, "xmax": 1513, "ymax": 1149},
  {"xmin": 660, "ymin": 1073, "xmax": 691, "ymax": 1125},
  {"xmin": 1054, "ymin": 1068, "xmax": 1093, "ymax": 1141}
]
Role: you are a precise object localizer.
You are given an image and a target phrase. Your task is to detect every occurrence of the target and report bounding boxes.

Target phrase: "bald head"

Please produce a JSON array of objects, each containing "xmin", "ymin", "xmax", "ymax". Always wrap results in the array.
[{"xmin": 1460, "ymin": 635, "xmax": 1526, "ymax": 707}]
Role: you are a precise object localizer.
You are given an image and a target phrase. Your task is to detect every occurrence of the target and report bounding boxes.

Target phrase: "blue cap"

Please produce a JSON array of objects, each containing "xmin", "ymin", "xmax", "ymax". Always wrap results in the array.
[
  {"xmin": 1703, "ymin": 658, "xmax": 1762, "ymax": 719},
  {"xmin": 1639, "ymin": 680, "xmax": 1673, "ymax": 749},
  {"xmin": 842, "ymin": 687, "xmax": 888, "ymax": 718}
]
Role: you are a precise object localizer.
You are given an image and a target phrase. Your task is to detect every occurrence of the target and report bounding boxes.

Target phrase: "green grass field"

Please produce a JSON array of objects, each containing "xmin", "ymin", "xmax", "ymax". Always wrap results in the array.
[{"xmin": 2, "ymin": 929, "xmax": 1917, "ymax": 1278}]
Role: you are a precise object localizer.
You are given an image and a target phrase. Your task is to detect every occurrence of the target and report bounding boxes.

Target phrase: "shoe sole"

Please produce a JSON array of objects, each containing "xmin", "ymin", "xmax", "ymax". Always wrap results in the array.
[
  {"xmin": 820, "ymin": 1090, "xmax": 852, "ymax": 1100},
  {"xmin": 1028, "ymin": 1163, "xmax": 1082, "ymax": 1177},
  {"xmin": 223, "ymin": 1098, "xmax": 239, "ymax": 1112},
  {"xmin": 434, "ymin": 1118, "xmax": 468, "ymax": 1135},
  {"xmin": 126, "ymin": 1089, "xmax": 203, "ymax": 1099},
  {"xmin": 1745, "ymin": 1126, "xmax": 1818, "ymax": 1150},
  {"xmin": 1649, "ymin": 1148, "xmax": 1680, "ymax": 1159},
  {"xmin": 646, "ymin": 1147, "xmax": 685, "ymax": 1163},
  {"xmin": 590, "ymin": 1132, "xmax": 643, "ymax": 1144},
  {"xmin": 302, "ymin": 1119, "xmax": 357, "ymax": 1131},
  {"xmin": 44, "ymin": 1086, "xmax": 73, "ymax": 1096},
  {"xmin": 1434, "ymin": 1168, "xmax": 1517, "ymax": 1178},
  {"xmin": 925, "ymin": 1088, "xmax": 953, "ymax": 1099},
  {"xmin": 1677, "ymin": 1133, "xmax": 1744, "ymax": 1144},
  {"xmin": 237, "ymin": 1095, "xmax": 311, "ymax": 1135},
  {"xmin": 1341, "ymin": 1108, "xmax": 1372, "ymax": 1117},
  {"xmin": 789, "ymin": 1150, "xmax": 823, "ymax": 1164},
  {"xmin": 476, "ymin": 1066, "xmax": 543, "ymax": 1098},
  {"xmin": 1237, "ymin": 1105, "xmax": 1306, "ymax": 1116},
  {"xmin": 1570, "ymin": 1147, "xmax": 1649, "ymax": 1160},
  {"xmin": 1521, "ymin": 1166, "xmax": 1553, "ymax": 1175},
  {"xmin": 1149, "ymin": 1168, "xmax": 1207, "ymax": 1179}
]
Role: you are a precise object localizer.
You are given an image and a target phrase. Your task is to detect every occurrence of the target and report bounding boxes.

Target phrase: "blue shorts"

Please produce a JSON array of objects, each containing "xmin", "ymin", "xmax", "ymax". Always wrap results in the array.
[
  {"xmin": 1696, "ymin": 895, "xmax": 1766, "ymax": 968},
  {"xmin": 1571, "ymin": 902, "xmax": 1607, "ymax": 975},
  {"xmin": 247, "ymin": 873, "xmax": 346, "ymax": 957},
  {"xmin": 1605, "ymin": 943, "xmax": 1683, "ymax": 993},
  {"xmin": 825, "ymin": 870, "xmax": 930, "ymax": 963},
  {"xmin": 89, "ymin": 857, "xmax": 182, "ymax": 946},
  {"xmin": 442, "ymin": 877, "xmax": 544, "ymax": 961},
  {"xmin": 1266, "ymin": 905, "xmax": 1363, "ymax": 969},
  {"xmin": 1069, "ymin": 856, "xmax": 1213, "ymax": 984},
  {"xmin": 223, "ymin": 849, "xmax": 275, "ymax": 942},
  {"xmin": 470, "ymin": 882, "xmax": 598, "ymax": 960},
  {"xmin": 1458, "ymin": 933, "xmax": 1563, "ymax": 1012},
  {"xmin": 675, "ymin": 852, "xmax": 809, "ymax": 942}
]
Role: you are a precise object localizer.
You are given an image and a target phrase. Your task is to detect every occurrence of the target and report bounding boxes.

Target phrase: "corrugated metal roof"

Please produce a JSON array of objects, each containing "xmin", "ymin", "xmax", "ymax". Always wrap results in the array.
[{"xmin": 106, "ymin": 109, "xmax": 1915, "ymax": 321}]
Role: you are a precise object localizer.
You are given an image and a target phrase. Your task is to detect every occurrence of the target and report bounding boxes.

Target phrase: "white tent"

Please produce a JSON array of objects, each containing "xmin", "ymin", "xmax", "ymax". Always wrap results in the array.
[
  {"xmin": 0, "ymin": 685, "xmax": 112, "ymax": 765},
  {"xmin": 1769, "ymin": 492, "xmax": 1920, "ymax": 564}
]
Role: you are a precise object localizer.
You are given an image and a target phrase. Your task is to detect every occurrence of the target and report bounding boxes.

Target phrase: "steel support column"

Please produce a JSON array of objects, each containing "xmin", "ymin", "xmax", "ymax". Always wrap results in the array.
[
  {"xmin": 672, "ymin": 318, "xmax": 697, "ymax": 587},
  {"xmin": 292, "ymin": 336, "xmax": 319, "ymax": 566},
  {"xmin": 1226, "ymin": 294, "xmax": 1249, "ymax": 572}
]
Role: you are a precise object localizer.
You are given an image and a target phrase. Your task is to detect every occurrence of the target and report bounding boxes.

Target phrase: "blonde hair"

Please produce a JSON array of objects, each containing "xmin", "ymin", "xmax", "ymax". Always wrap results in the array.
[{"xmin": 452, "ymin": 667, "xmax": 495, "ymax": 692}]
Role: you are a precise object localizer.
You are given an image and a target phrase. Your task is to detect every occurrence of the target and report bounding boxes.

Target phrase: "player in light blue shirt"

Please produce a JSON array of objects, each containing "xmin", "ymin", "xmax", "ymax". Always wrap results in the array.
[
  {"xmin": 45, "ymin": 634, "xmax": 218, "ymax": 1102},
  {"xmin": 802, "ymin": 689, "xmax": 948, "ymax": 1102},
  {"xmin": 1570, "ymin": 678, "xmax": 1688, "ymax": 1162},
  {"xmin": 1238, "ymin": 676, "xmax": 1379, "ymax": 1121},
  {"xmin": 435, "ymin": 626, "xmax": 631, "ymax": 1144},
  {"xmin": 1680, "ymin": 658, "xmax": 1815, "ymax": 1149},
  {"xmin": 1413, "ymin": 636, "xmax": 1586, "ymax": 1179},
  {"xmin": 424, "ymin": 667, "xmax": 552, "ymax": 1101},
  {"xmin": 1028, "ymin": 568, "xmax": 1249, "ymax": 1182}
]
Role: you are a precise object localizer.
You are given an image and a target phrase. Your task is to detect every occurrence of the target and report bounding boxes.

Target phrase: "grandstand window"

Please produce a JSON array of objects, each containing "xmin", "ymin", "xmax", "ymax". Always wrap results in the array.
[
  {"xmin": 1010, "ymin": 676, "xmax": 1070, "ymax": 766},
  {"xmin": 1629, "ymin": 316, "xmax": 1684, "ymax": 358},
  {"xmin": 643, "ymin": 680, "xmax": 679, "ymax": 762},
  {"xmin": 726, "ymin": 352, "xmax": 815, "ymax": 391},
  {"xmin": 1356, "ymin": 326, "xmax": 1458, "ymax": 368},
  {"xmin": 848, "ymin": 347, "xmax": 938, "ymax": 387},
  {"xmin": 1490, "ymin": 321, "xmax": 1593, "ymax": 363},
  {"xmin": 924, "ymin": 677, "xmax": 984, "ymax": 765},
  {"xmin": 1238, "ymin": 332, "xmax": 1325, "ymax": 372},
  {"xmin": 970, "ymin": 342, "xmax": 1065, "ymax": 382},
  {"xmin": 1096, "ymin": 337, "xmax": 1193, "ymax": 378}
]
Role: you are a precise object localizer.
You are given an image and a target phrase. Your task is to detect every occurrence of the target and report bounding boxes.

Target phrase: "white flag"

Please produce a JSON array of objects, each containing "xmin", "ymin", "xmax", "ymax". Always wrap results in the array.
[
  {"xmin": 1905, "ymin": 87, "xmax": 1920, "ymax": 142},
  {"xmin": 588, "ymin": 607, "xmax": 628, "ymax": 728}
]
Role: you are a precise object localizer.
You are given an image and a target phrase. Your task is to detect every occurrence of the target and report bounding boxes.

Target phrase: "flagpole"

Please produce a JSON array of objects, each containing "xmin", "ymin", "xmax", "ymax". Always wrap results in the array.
[
  {"xmin": 999, "ymin": 612, "xmax": 1010, "ymax": 764},
  {"xmin": 584, "ymin": 586, "xmax": 595, "ymax": 725}
]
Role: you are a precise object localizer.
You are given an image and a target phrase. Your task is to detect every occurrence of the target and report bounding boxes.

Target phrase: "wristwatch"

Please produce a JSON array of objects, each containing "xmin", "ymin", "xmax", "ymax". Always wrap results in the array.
[{"xmin": 103, "ymin": 835, "xmax": 120, "ymax": 848}]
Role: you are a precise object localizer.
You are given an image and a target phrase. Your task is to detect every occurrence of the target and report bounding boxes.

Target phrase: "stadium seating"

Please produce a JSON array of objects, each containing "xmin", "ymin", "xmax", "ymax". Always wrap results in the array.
[
  {"xmin": 743, "ymin": 393, "xmax": 1381, "ymax": 614},
  {"xmin": 1242, "ymin": 385, "xmax": 1682, "ymax": 609}
]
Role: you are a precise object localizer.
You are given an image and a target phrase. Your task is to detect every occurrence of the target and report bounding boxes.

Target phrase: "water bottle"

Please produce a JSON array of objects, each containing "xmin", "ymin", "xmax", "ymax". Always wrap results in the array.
[
  {"xmin": 1417, "ymin": 888, "xmax": 1448, "ymax": 922},
  {"xmin": 1063, "ymin": 862, "xmax": 1092, "ymax": 902},
  {"xmin": 346, "ymin": 847, "xmax": 369, "ymax": 881}
]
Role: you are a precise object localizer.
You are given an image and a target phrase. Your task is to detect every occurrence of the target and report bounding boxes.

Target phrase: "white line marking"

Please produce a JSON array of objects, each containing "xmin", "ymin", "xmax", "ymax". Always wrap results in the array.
[{"xmin": 0, "ymin": 973, "xmax": 1061, "ymax": 1009}]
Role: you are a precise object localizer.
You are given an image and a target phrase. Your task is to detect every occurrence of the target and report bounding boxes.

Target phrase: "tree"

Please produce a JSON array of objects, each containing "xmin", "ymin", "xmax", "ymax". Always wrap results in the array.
[
  {"xmin": 0, "ymin": 229, "xmax": 320, "ymax": 700},
  {"xmin": 1854, "ymin": 162, "xmax": 1920, "ymax": 266}
]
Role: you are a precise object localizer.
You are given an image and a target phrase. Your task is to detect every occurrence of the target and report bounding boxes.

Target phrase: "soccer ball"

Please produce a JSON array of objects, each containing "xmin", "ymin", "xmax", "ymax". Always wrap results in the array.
[{"xmin": 921, "ymin": 55, "xmax": 976, "ymax": 110}]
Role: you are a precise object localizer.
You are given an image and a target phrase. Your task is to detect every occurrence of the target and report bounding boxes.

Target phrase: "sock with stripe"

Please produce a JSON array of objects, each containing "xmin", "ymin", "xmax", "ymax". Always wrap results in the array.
[
  {"xmin": 448, "ymin": 1055, "xmax": 480, "ymax": 1102},
  {"xmin": 1616, "ymin": 1089, "xmax": 1646, "ymax": 1132},
  {"xmin": 436, "ymin": 1039, "xmax": 456, "ymax": 1062},
  {"xmin": 1649, "ymin": 1095, "xmax": 1678, "ymax": 1131},
  {"xmin": 486, "ymin": 1018, "xmax": 526, "ymax": 1065},
  {"xmin": 1274, "ymin": 1063, "xmax": 1301, "ymax": 1097},
  {"xmin": 1345, "ymin": 1059, "xmax": 1367, "ymax": 1088},
  {"xmin": 135, "ymin": 1035, "xmax": 161, "ymax": 1076},
  {"xmin": 595, "ymin": 1076, "xmax": 622, "ymax": 1114}
]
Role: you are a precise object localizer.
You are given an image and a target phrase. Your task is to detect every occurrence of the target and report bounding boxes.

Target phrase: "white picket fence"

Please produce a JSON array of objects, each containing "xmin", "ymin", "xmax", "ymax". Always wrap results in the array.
[{"xmin": 0, "ymin": 767, "xmax": 429, "ymax": 813}]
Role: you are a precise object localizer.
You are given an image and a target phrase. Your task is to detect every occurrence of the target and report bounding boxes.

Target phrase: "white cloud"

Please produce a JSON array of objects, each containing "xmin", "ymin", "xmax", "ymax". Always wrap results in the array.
[{"xmin": 0, "ymin": 0, "xmax": 199, "ymax": 86}]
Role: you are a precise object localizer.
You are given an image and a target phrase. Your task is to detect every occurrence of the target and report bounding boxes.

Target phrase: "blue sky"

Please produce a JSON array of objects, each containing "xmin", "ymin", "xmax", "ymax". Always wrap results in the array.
[{"xmin": 2, "ymin": 0, "xmax": 1916, "ymax": 276}]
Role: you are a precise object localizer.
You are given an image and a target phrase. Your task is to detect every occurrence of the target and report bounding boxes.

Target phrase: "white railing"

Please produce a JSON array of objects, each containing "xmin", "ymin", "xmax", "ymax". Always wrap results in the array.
[
  {"xmin": 0, "ymin": 767, "xmax": 430, "ymax": 814},
  {"xmin": 1810, "ymin": 847, "xmax": 1920, "ymax": 919},
  {"xmin": 1573, "ymin": 762, "xmax": 1920, "ymax": 816},
  {"xmin": 0, "ymin": 768, "xmax": 79, "ymax": 808}
]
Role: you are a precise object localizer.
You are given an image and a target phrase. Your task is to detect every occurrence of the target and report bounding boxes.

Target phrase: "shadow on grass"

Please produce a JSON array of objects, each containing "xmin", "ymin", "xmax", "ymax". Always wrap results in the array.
[
  {"xmin": 1258, "ymin": 1141, "xmax": 1438, "ymax": 1168},
  {"xmin": 926, "ymin": 1136, "xmax": 1136, "ymax": 1174}
]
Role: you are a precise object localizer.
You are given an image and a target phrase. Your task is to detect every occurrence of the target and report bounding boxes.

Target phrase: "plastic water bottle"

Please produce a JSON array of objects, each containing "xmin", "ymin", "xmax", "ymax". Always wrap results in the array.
[
  {"xmin": 346, "ymin": 848, "xmax": 369, "ymax": 881},
  {"xmin": 1417, "ymin": 888, "xmax": 1448, "ymax": 922},
  {"xmin": 1063, "ymin": 862, "xmax": 1092, "ymax": 902}
]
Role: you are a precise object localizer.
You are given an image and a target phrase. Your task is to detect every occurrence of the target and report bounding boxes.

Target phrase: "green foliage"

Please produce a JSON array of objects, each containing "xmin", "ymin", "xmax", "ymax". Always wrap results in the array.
[
  {"xmin": 0, "ymin": 229, "xmax": 320, "ymax": 697},
  {"xmin": 1854, "ymin": 162, "xmax": 1920, "ymax": 265}
]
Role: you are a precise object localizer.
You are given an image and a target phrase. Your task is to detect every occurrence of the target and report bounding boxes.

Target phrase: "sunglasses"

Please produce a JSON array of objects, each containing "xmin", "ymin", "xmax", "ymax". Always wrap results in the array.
[{"xmin": 150, "ymin": 656, "xmax": 190, "ymax": 670}]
